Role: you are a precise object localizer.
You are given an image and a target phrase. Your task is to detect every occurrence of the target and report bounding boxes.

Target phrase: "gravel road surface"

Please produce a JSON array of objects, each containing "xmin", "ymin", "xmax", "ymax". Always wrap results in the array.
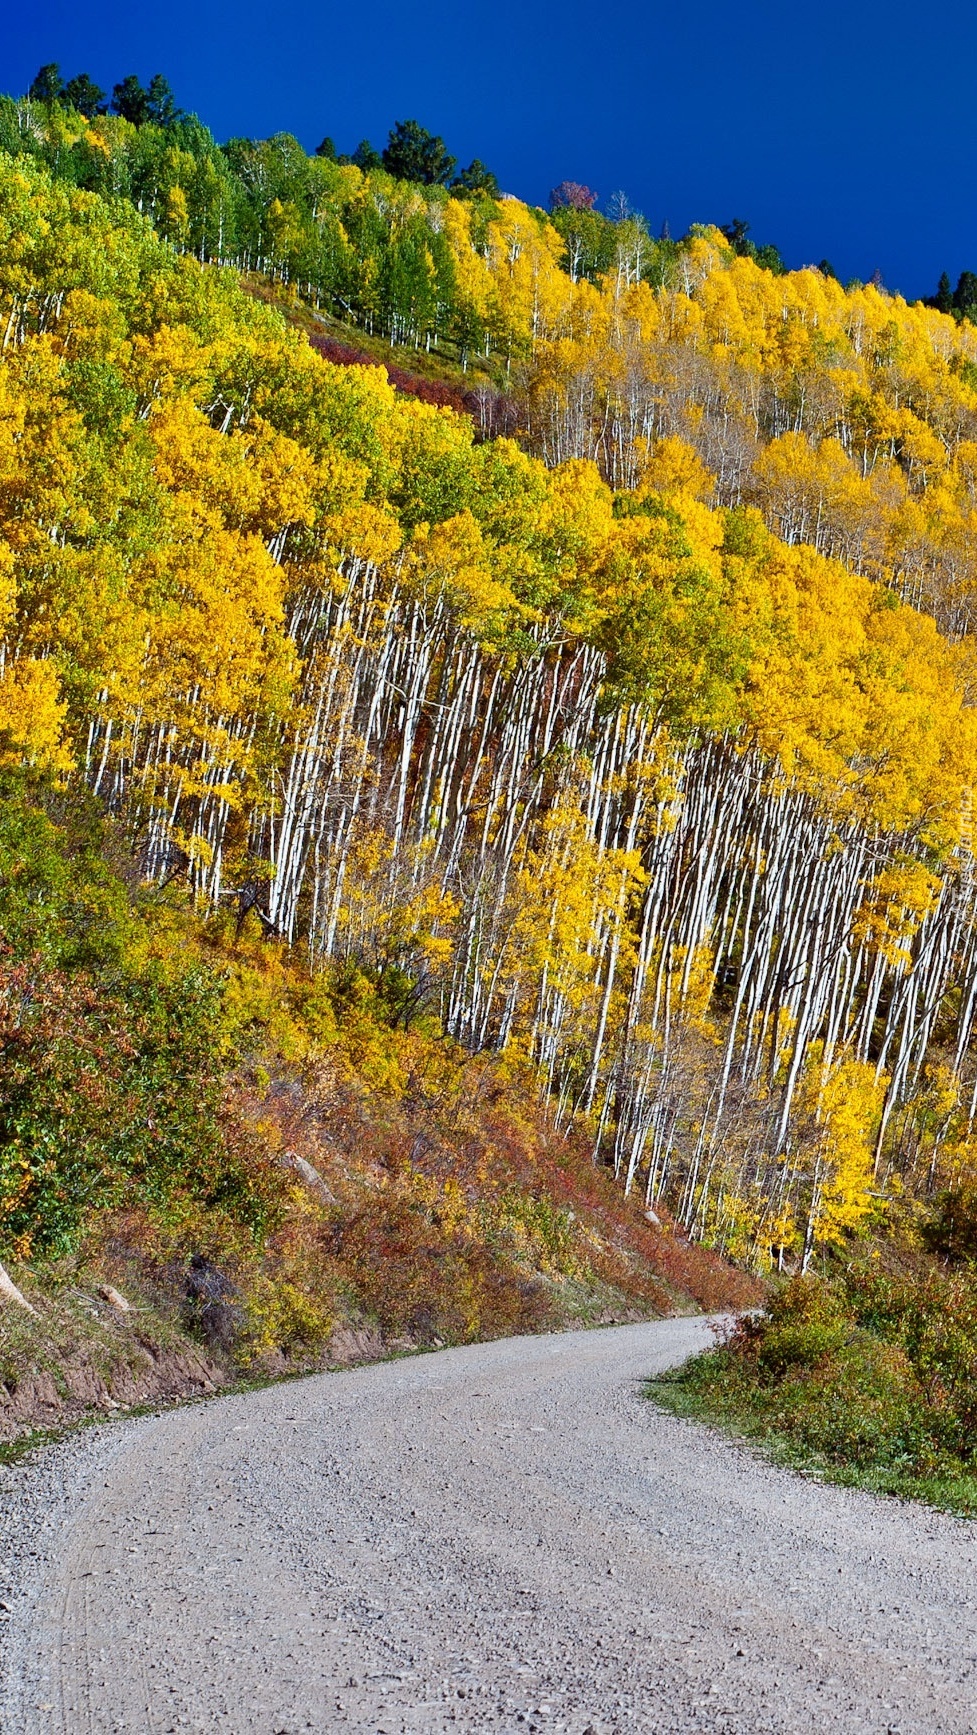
[{"xmin": 3, "ymin": 1316, "xmax": 977, "ymax": 1734}]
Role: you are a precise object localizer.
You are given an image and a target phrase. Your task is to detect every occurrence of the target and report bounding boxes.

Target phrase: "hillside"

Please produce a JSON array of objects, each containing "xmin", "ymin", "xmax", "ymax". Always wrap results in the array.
[
  {"xmin": 0, "ymin": 778, "xmax": 755, "ymax": 1443},
  {"xmin": 4, "ymin": 85, "xmax": 977, "ymax": 1457}
]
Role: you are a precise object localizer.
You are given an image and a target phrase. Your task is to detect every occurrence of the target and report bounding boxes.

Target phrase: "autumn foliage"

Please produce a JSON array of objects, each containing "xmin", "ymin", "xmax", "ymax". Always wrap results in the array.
[{"xmin": 6, "ymin": 114, "xmax": 977, "ymax": 1373}]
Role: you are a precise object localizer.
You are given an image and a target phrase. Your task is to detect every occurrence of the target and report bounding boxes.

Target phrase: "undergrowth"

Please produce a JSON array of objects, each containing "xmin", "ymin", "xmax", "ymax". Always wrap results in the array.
[
  {"xmin": 650, "ymin": 1262, "xmax": 977, "ymax": 1516},
  {"xmin": 0, "ymin": 778, "xmax": 759, "ymax": 1436}
]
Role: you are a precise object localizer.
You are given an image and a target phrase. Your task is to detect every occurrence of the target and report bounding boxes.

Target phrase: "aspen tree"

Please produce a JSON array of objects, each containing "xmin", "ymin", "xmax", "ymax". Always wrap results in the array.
[{"xmin": 9, "ymin": 153, "xmax": 977, "ymax": 1267}]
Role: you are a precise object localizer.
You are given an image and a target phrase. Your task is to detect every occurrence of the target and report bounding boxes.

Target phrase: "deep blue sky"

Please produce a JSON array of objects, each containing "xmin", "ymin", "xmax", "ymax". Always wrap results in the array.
[{"xmin": 5, "ymin": 0, "xmax": 974, "ymax": 299}]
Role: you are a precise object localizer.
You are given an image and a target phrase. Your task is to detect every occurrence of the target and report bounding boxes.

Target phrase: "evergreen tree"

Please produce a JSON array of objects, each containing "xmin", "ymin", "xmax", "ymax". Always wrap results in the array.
[
  {"xmin": 931, "ymin": 271, "xmax": 954, "ymax": 314},
  {"xmin": 721, "ymin": 218, "xmax": 785, "ymax": 274},
  {"xmin": 721, "ymin": 217, "xmax": 751, "ymax": 253},
  {"xmin": 110, "ymin": 73, "xmax": 179, "ymax": 127},
  {"xmin": 27, "ymin": 64, "xmax": 64, "ymax": 104},
  {"xmin": 955, "ymin": 271, "xmax": 977, "ymax": 322},
  {"xmin": 145, "ymin": 73, "xmax": 180, "ymax": 126},
  {"xmin": 111, "ymin": 74, "xmax": 150, "ymax": 124},
  {"xmin": 754, "ymin": 241, "xmax": 786, "ymax": 274},
  {"xmin": 61, "ymin": 73, "xmax": 106, "ymax": 117},
  {"xmin": 382, "ymin": 120, "xmax": 456, "ymax": 187},
  {"xmin": 452, "ymin": 159, "xmax": 500, "ymax": 197},
  {"xmin": 350, "ymin": 139, "xmax": 382, "ymax": 171}
]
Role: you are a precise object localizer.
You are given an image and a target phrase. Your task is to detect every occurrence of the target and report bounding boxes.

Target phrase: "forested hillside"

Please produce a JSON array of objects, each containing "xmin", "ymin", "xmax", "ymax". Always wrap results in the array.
[{"xmin": 6, "ymin": 72, "xmax": 977, "ymax": 1434}]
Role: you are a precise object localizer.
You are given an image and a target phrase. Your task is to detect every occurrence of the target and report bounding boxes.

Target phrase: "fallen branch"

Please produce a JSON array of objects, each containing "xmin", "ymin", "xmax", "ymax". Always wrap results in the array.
[{"xmin": 284, "ymin": 1150, "xmax": 337, "ymax": 1205}]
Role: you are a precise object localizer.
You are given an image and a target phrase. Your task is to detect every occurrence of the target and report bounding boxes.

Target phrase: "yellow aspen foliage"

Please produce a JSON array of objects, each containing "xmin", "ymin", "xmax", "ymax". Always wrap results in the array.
[
  {"xmin": 129, "ymin": 326, "xmax": 214, "ymax": 406},
  {"xmin": 0, "ymin": 545, "xmax": 15, "ymax": 639},
  {"xmin": 405, "ymin": 513, "xmax": 521, "ymax": 637},
  {"xmin": 148, "ymin": 400, "xmax": 317, "ymax": 540},
  {"xmin": 752, "ymin": 432, "xmax": 874, "ymax": 555},
  {"xmin": 500, "ymin": 797, "xmax": 644, "ymax": 1019},
  {"xmin": 665, "ymin": 943, "xmax": 719, "ymax": 1037},
  {"xmin": 797, "ymin": 1049, "xmax": 885, "ymax": 1258},
  {"xmin": 138, "ymin": 525, "xmax": 293, "ymax": 737},
  {"xmin": 485, "ymin": 202, "xmax": 573, "ymax": 352},
  {"xmin": 635, "ymin": 436, "xmax": 715, "ymax": 504},
  {"xmin": 163, "ymin": 185, "xmax": 190, "ymax": 249},
  {"xmin": 852, "ymin": 861, "xmax": 942, "ymax": 966},
  {"xmin": 442, "ymin": 199, "xmax": 494, "ymax": 331},
  {"xmin": 0, "ymin": 656, "xmax": 73, "ymax": 773},
  {"xmin": 335, "ymin": 830, "xmax": 459, "ymax": 971},
  {"xmin": 762, "ymin": 1200, "xmax": 801, "ymax": 1272}
]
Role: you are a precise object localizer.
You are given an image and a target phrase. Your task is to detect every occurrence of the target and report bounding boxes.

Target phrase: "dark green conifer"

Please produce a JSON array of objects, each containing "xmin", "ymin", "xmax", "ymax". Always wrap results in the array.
[
  {"xmin": 27, "ymin": 63, "xmax": 64, "ymax": 104},
  {"xmin": 382, "ymin": 120, "xmax": 456, "ymax": 187},
  {"xmin": 61, "ymin": 73, "xmax": 106, "ymax": 117}
]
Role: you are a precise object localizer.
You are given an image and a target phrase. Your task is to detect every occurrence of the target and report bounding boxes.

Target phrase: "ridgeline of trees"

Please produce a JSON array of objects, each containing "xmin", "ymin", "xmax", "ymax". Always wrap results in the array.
[
  {"xmin": 22, "ymin": 62, "xmax": 977, "ymax": 348},
  {"xmin": 7, "ymin": 65, "xmax": 786, "ymax": 368},
  {"xmin": 10, "ymin": 70, "xmax": 977, "ymax": 1288}
]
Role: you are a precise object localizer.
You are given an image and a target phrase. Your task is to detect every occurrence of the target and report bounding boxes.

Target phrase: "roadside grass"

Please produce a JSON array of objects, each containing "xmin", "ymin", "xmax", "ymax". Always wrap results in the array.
[{"xmin": 648, "ymin": 1267, "xmax": 977, "ymax": 1518}]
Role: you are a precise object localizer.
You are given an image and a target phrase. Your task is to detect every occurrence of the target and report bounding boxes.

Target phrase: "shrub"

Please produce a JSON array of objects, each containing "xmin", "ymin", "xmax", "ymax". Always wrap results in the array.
[
  {"xmin": 0, "ymin": 784, "xmax": 279, "ymax": 1258},
  {"xmin": 655, "ymin": 1261, "xmax": 977, "ymax": 1507}
]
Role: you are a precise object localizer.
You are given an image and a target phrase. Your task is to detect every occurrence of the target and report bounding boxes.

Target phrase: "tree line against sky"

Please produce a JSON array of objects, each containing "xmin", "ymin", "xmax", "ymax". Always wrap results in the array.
[{"xmin": 21, "ymin": 60, "xmax": 977, "ymax": 318}]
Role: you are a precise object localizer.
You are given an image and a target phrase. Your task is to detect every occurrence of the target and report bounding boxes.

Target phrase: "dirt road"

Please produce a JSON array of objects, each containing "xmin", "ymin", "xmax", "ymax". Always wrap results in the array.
[{"xmin": 3, "ymin": 1316, "xmax": 977, "ymax": 1733}]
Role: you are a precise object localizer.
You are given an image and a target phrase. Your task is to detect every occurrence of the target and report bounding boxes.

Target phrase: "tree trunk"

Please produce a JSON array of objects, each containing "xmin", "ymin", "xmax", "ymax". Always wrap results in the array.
[{"xmin": 0, "ymin": 1261, "xmax": 35, "ymax": 1313}]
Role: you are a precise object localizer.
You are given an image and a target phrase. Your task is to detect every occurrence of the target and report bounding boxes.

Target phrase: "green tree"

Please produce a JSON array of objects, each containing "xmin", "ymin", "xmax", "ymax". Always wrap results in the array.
[
  {"xmin": 112, "ymin": 74, "xmax": 150, "ymax": 124},
  {"xmin": 146, "ymin": 73, "xmax": 180, "ymax": 126},
  {"xmin": 452, "ymin": 159, "xmax": 499, "ymax": 197},
  {"xmin": 111, "ymin": 73, "xmax": 179, "ymax": 127},
  {"xmin": 721, "ymin": 217, "xmax": 786, "ymax": 275},
  {"xmin": 932, "ymin": 271, "xmax": 954, "ymax": 314},
  {"xmin": 955, "ymin": 271, "xmax": 977, "ymax": 323},
  {"xmin": 550, "ymin": 204, "xmax": 617, "ymax": 284},
  {"xmin": 382, "ymin": 119, "xmax": 456, "ymax": 187},
  {"xmin": 61, "ymin": 73, "xmax": 106, "ymax": 117},
  {"xmin": 754, "ymin": 241, "xmax": 786, "ymax": 274},
  {"xmin": 721, "ymin": 216, "xmax": 751, "ymax": 253},
  {"xmin": 28, "ymin": 63, "xmax": 64, "ymax": 104},
  {"xmin": 350, "ymin": 138, "xmax": 382, "ymax": 171}
]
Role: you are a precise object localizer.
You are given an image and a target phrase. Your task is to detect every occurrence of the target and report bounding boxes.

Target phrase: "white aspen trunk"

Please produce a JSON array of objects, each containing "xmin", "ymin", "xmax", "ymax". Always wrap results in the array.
[{"xmin": 0, "ymin": 1262, "xmax": 34, "ymax": 1312}]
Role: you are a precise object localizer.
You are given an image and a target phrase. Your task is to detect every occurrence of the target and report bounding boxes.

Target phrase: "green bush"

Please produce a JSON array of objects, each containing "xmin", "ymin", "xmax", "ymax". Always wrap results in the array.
[
  {"xmin": 0, "ymin": 781, "xmax": 277, "ymax": 1258},
  {"xmin": 756, "ymin": 1319, "xmax": 849, "ymax": 1376},
  {"xmin": 654, "ymin": 1265, "xmax": 977, "ymax": 1510}
]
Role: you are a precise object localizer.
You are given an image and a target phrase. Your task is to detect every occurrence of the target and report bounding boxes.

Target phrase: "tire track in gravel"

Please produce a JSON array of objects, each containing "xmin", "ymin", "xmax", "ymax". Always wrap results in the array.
[{"xmin": 4, "ymin": 1317, "xmax": 977, "ymax": 1733}]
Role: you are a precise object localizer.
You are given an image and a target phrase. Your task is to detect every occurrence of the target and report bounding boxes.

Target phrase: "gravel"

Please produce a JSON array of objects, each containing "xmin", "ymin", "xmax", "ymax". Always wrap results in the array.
[{"xmin": 3, "ymin": 1316, "xmax": 977, "ymax": 1733}]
